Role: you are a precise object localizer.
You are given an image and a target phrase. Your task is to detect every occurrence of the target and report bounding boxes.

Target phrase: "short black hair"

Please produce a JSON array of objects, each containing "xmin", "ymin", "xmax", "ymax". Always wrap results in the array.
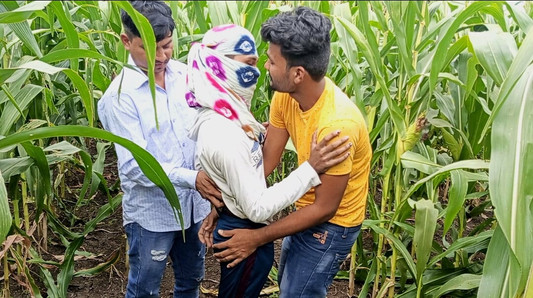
[
  {"xmin": 261, "ymin": 6, "xmax": 331, "ymax": 81},
  {"xmin": 121, "ymin": 1, "xmax": 175, "ymax": 42}
]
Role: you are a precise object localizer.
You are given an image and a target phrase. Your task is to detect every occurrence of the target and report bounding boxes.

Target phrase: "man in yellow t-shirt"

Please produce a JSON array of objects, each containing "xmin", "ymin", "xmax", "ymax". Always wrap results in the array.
[{"xmin": 213, "ymin": 6, "xmax": 371, "ymax": 297}]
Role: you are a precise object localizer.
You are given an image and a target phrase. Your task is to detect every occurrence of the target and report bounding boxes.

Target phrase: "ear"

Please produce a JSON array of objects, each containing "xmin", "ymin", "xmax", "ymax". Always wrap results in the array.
[
  {"xmin": 293, "ymin": 66, "xmax": 306, "ymax": 85},
  {"xmin": 120, "ymin": 33, "xmax": 131, "ymax": 50}
]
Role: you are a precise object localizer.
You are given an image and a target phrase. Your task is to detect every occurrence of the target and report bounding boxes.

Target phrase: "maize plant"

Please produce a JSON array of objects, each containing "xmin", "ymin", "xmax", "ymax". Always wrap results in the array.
[{"xmin": 0, "ymin": 1, "xmax": 532, "ymax": 297}]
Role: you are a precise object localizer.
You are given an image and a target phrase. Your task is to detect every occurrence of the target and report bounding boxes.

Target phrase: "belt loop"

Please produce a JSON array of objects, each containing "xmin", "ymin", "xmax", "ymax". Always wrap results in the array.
[{"xmin": 342, "ymin": 227, "xmax": 348, "ymax": 239}]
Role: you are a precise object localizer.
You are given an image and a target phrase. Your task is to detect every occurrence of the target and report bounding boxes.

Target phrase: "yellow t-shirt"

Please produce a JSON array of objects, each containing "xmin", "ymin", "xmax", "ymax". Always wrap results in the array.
[{"xmin": 269, "ymin": 78, "xmax": 371, "ymax": 227}]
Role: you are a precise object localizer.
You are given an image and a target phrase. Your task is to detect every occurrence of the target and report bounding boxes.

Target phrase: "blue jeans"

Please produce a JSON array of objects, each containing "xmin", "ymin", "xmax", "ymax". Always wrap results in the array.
[
  {"xmin": 214, "ymin": 213, "xmax": 274, "ymax": 298},
  {"xmin": 278, "ymin": 221, "xmax": 361, "ymax": 298},
  {"xmin": 125, "ymin": 221, "xmax": 205, "ymax": 298}
]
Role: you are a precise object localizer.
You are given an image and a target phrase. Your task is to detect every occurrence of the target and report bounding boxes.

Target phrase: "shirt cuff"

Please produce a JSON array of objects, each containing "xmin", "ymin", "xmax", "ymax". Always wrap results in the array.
[
  {"xmin": 175, "ymin": 168, "xmax": 198, "ymax": 190},
  {"xmin": 298, "ymin": 161, "xmax": 321, "ymax": 187}
]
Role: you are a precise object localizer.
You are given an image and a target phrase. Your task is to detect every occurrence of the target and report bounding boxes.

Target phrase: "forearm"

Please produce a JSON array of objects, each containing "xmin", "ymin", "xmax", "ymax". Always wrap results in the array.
[
  {"xmin": 252, "ymin": 204, "xmax": 334, "ymax": 247},
  {"xmin": 251, "ymin": 173, "xmax": 349, "ymax": 247},
  {"xmin": 238, "ymin": 161, "xmax": 320, "ymax": 223}
]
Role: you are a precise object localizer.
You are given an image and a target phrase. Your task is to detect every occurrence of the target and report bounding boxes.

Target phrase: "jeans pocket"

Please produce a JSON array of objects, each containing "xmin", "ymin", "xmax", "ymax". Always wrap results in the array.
[{"xmin": 298, "ymin": 225, "xmax": 334, "ymax": 254}]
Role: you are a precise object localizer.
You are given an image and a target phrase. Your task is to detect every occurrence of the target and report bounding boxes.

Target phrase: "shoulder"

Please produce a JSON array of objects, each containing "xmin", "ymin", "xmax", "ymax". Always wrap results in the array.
[{"xmin": 168, "ymin": 59, "xmax": 187, "ymax": 77}]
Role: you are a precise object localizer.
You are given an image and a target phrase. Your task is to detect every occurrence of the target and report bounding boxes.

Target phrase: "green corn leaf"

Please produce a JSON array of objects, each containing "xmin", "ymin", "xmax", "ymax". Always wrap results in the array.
[
  {"xmin": 479, "ymin": 26, "xmax": 533, "ymax": 142},
  {"xmin": 414, "ymin": 199, "xmax": 438, "ymax": 283},
  {"xmin": 482, "ymin": 64, "xmax": 533, "ymax": 297},
  {"xmin": 57, "ymin": 236, "xmax": 85, "ymax": 298},
  {"xmin": 0, "ymin": 126, "xmax": 184, "ymax": 236},
  {"xmin": 403, "ymin": 159, "xmax": 489, "ymax": 201},
  {"xmin": 0, "ymin": 3, "xmax": 43, "ymax": 58},
  {"xmin": 443, "ymin": 170, "xmax": 468, "ymax": 234},
  {"xmin": 2, "ymin": 60, "xmax": 93, "ymax": 127},
  {"xmin": 0, "ymin": 84, "xmax": 43, "ymax": 136},
  {"xmin": 73, "ymin": 248, "xmax": 120, "ymax": 277},
  {"xmin": 0, "ymin": 1, "xmax": 51, "ymax": 23},
  {"xmin": 468, "ymin": 31, "xmax": 517, "ymax": 86},
  {"xmin": 0, "ymin": 170, "xmax": 11, "ymax": 245},
  {"xmin": 430, "ymin": 274, "xmax": 481, "ymax": 298},
  {"xmin": 478, "ymin": 226, "xmax": 516, "ymax": 298},
  {"xmin": 428, "ymin": 230, "xmax": 493, "ymax": 267},
  {"xmin": 77, "ymin": 151, "xmax": 93, "ymax": 204},
  {"xmin": 20, "ymin": 142, "xmax": 51, "ymax": 219},
  {"xmin": 83, "ymin": 194, "xmax": 122, "ymax": 236},
  {"xmin": 429, "ymin": 1, "xmax": 493, "ymax": 95},
  {"xmin": 363, "ymin": 220, "xmax": 417, "ymax": 279}
]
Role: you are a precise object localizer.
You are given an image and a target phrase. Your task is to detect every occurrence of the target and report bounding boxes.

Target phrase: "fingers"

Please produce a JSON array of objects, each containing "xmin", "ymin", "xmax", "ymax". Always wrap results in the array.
[
  {"xmin": 226, "ymin": 257, "xmax": 244, "ymax": 268},
  {"xmin": 312, "ymin": 130, "xmax": 318, "ymax": 145},
  {"xmin": 319, "ymin": 130, "xmax": 341, "ymax": 146},
  {"xmin": 206, "ymin": 196, "xmax": 224, "ymax": 208}
]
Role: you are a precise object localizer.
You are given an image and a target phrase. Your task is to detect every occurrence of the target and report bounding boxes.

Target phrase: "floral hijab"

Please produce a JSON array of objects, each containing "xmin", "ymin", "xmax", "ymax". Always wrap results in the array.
[{"xmin": 186, "ymin": 24, "xmax": 265, "ymax": 141}]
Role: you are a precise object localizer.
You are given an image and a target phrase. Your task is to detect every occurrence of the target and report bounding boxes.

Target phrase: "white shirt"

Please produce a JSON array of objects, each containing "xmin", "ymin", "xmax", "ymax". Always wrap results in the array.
[
  {"xmin": 97, "ymin": 57, "xmax": 210, "ymax": 232},
  {"xmin": 189, "ymin": 109, "xmax": 321, "ymax": 223}
]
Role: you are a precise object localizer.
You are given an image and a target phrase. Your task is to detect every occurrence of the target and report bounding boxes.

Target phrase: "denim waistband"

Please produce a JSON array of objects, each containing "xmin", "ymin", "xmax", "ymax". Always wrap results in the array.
[
  {"xmin": 218, "ymin": 212, "xmax": 266, "ymax": 230},
  {"xmin": 319, "ymin": 221, "xmax": 361, "ymax": 234}
]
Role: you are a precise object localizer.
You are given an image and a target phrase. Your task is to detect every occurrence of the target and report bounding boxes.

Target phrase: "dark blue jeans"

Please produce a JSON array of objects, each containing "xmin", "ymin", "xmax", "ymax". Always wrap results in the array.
[
  {"xmin": 278, "ymin": 221, "xmax": 361, "ymax": 297},
  {"xmin": 125, "ymin": 221, "xmax": 205, "ymax": 298},
  {"xmin": 213, "ymin": 213, "xmax": 274, "ymax": 298}
]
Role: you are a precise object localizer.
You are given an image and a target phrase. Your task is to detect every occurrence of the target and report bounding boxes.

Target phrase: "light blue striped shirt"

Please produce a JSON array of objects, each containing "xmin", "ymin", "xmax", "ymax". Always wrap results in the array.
[{"xmin": 97, "ymin": 57, "xmax": 210, "ymax": 232}]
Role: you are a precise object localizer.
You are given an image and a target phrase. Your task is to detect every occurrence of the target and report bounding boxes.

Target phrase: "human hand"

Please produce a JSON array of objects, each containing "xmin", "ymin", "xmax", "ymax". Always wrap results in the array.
[
  {"xmin": 308, "ymin": 130, "xmax": 352, "ymax": 174},
  {"xmin": 212, "ymin": 229, "xmax": 259, "ymax": 268},
  {"xmin": 198, "ymin": 209, "xmax": 219, "ymax": 248},
  {"xmin": 196, "ymin": 171, "xmax": 224, "ymax": 208}
]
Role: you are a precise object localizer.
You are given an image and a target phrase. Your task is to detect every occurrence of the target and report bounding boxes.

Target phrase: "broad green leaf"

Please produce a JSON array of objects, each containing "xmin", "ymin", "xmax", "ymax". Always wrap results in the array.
[
  {"xmin": 0, "ymin": 3, "xmax": 42, "ymax": 58},
  {"xmin": 83, "ymin": 194, "xmax": 122, "ymax": 235},
  {"xmin": 0, "ymin": 1, "xmax": 51, "ymax": 23},
  {"xmin": 428, "ymin": 230, "xmax": 493, "ymax": 267},
  {"xmin": 207, "ymin": 1, "xmax": 231, "ymax": 26},
  {"xmin": 504, "ymin": 2, "xmax": 533, "ymax": 32},
  {"xmin": 243, "ymin": 1, "xmax": 270, "ymax": 39},
  {"xmin": 429, "ymin": 1, "xmax": 493, "ymax": 94},
  {"xmin": 0, "ymin": 84, "xmax": 43, "ymax": 136},
  {"xmin": 403, "ymin": 159, "xmax": 489, "ymax": 201},
  {"xmin": 20, "ymin": 142, "xmax": 51, "ymax": 218},
  {"xmin": 335, "ymin": 15, "xmax": 406, "ymax": 136},
  {"xmin": 480, "ymin": 26, "xmax": 533, "ymax": 141},
  {"xmin": 486, "ymin": 63, "xmax": 533, "ymax": 296},
  {"xmin": 400, "ymin": 151, "xmax": 440, "ymax": 174},
  {"xmin": 41, "ymin": 49, "xmax": 124, "ymax": 66},
  {"xmin": 444, "ymin": 170, "xmax": 468, "ymax": 233},
  {"xmin": 57, "ymin": 236, "xmax": 84, "ymax": 297},
  {"xmin": 468, "ymin": 31, "xmax": 517, "ymax": 86},
  {"xmin": 0, "ymin": 170, "xmax": 11, "ymax": 245},
  {"xmin": 0, "ymin": 126, "xmax": 184, "ymax": 234},
  {"xmin": 414, "ymin": 200, "xmax": 438, "ymax": 283},
  {"xmin": 430, "ymin": 274, "xmax": 481, "ymax": 298},
  {"xmin": 73, "ymin": 248, "xmax": 120, "ymax": 277},
  {"xmin": 478, "ymin": 226, "xmax": 519, "ymax": 297},
  {"xmin": 4, "ymin": 61, "xmax": 93, "ymax": 126},
  {"xmin": 363, "ymin": 220, "xmax": 417, "ymax": 279}
]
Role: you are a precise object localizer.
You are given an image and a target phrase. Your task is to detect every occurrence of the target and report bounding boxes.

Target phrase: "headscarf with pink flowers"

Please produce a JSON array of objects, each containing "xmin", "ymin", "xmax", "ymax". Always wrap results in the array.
[{"xmin": 186, "ymin": 24, "xmax": 265, "ymax": 141}]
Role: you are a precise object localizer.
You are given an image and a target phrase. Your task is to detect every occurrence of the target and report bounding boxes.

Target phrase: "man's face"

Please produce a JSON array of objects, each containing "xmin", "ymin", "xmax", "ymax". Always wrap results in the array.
[
  {"xmin": 121, "ymin": 33, "xmax": 173, "ymax": 74},
  {"xmin": 264, "ymin": 43, "xmax": 294, "ymax": 93}
]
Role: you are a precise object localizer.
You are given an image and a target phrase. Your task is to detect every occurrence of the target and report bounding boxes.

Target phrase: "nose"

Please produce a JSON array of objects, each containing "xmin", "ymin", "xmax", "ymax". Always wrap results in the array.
[
  {"xmin": 156, "ymin": 48, "xmax": 166, "ymax": 62},
  {"xmin": 264, "ymin": 60, "xmax": 270, "ymax": 70}
]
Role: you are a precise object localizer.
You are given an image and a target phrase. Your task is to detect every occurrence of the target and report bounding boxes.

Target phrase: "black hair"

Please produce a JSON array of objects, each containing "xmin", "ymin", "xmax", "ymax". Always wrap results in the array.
[
  {"xmin": 121, "ymin": 1, "xmax": 175, "ymax": 42},
  {"xmin": 260, "ymin": 6, "xmax": 331, "ymax": 81}
]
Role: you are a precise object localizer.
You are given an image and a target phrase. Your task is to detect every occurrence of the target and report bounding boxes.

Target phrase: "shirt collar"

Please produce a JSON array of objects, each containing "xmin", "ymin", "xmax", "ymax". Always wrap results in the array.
[{"xmin": 124, "ymin": 55, "xmax": 179, "ymax": 90}]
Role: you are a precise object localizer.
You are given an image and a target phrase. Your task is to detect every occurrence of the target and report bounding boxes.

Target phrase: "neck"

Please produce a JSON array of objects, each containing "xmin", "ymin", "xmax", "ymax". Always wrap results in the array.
[
  {"xmin": 155, "ymin": 71, "xmax": 166, "ymax": 89},
  {"xmin": 290, "ymin": 78, "xmax": 326, "ymax": 112}
]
